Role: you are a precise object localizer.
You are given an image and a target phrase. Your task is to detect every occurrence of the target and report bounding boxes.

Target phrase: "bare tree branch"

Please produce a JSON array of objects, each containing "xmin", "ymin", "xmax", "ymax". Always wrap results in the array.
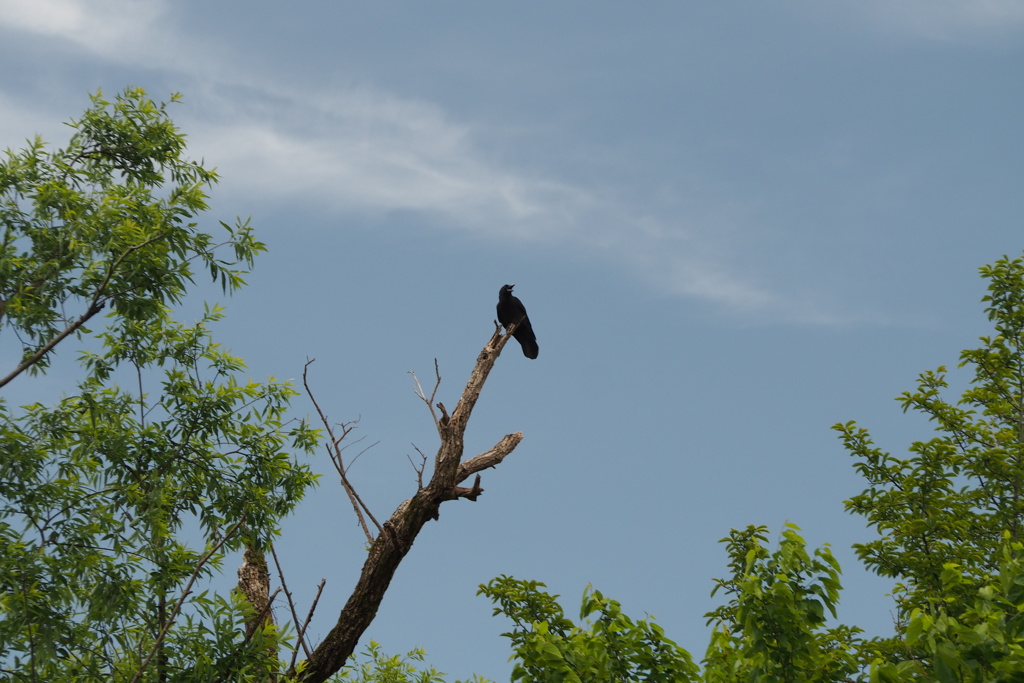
[
  {"xmin": 407, "ymin": 445, "xmax": 428, "ymax": 488},
  {"xmin": 303, "ymin": 359, "xmax": 382, "ymax": 543},
  {"xmin": 291, "ymin": 579, "xmax": 327, "ymax": 672},
  {"xmin": 290, "ymin": 325, "xmax": 522, "ymax": 683},
  {"xmin": 271, "ymin": 545, "xmax": 313, "ymax": 661},
  {"xmin": 458, "ymin": 432, "xmax": 524, "ymax": 482},
  {"xmin": 409, "ymin": 358, "xmax": 442, "ymax": 431}
]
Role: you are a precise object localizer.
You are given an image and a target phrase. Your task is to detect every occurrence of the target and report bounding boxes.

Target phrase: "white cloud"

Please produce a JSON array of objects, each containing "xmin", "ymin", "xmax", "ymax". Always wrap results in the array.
[
  {"xmin": 0, "ymin": 0, "xmax": 851, "ymax": 325},
  {"xmin": 188, "ymin": 86, "xmax": 861, "ymax": 323},
  {"xmin": 824, "ymin": 0, "xmax": 1024, "ymax": 42},
  {"xmin": 187, "ymin": 86, "xmax": 837, "ymax": 319},
  {"xmin": 0, "ymin": 0, "xmax": 166, "ymax": 59},
  {"xmin": 187, "ymin": 84, "xmax": 596, "ymax": 243}
]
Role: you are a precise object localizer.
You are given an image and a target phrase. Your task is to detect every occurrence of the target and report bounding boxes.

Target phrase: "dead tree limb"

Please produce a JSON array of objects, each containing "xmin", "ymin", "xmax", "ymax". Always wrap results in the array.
[
  {"xmin": 409, "ymin": 358, "xmax": 442, "ymax": 429},
  {"xmin": 291, "ymin": 579, "xmax": 327, "ymax": 672},
  {"xmin": 289, "ymin": 325, "xmax": 523, "ymax": 683},
  {"xmin": 303, "ymin": 359, "xmax": 382, "ymax": 544},
  {"xmin": 237, "ymin": 543, "xmax": 273, "ymax": 643}
]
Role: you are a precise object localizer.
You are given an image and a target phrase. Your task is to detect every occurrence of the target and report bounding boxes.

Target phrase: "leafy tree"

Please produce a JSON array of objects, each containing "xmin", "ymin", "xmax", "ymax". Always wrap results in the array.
[
  {"xmin": 703, "ymin": 524, "xmax": 861, "ymax": 683},
  {"xmin": 0, "ymin": 88, "xmax": 528, "ymax": 682},
  {"xmin": 834, "ymin": 254, "xmax": 1024, "ymax": 673},
  {"xmin": 475, "ymin": 528, "xmax": 859, "ymax": 683},
  {"xmin": 478, "ymin": 576, "xmax": 699, "ymax": 683},
  {"xmin": 472, "ymin": 255, "xmax": 1024, "ymax": 682},
  {"xmin": 332, "ymin": 641, "xmax": 491, "ymax": 683},
  {"xmin": 868, "ymin": 537, "xmax": 1024, "ymax": 682},
  {"xmin": 0, "ymin": 88, "xmax": 320, "ymax": 681}
]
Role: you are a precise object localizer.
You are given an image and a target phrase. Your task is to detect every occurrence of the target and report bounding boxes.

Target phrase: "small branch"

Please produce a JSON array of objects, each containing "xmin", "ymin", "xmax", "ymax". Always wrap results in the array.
[
  {"xmin": 407, "ymin": 445, "xmax": 428, "ymax": 489},
  {"xmin": 129, "ymin": 512, "xmax": 247, "ymax": 683},
  {"xmin": 270, "ymin": 545, "xmax": 313, "ymax": 661},
  {"xmin": 242, "ymin": 587, "xmax": 282, "ymax": 644},
  {"xmin": 458, "ymin": 433, "xmax": 524, "ymax": 482},
  {"xmin": 329, "ymin": 436, "xmax": 385, "ymax": 540},
  {"xmin": 451, "ymin": 475, "xmax": 484, "ymax": 501},
  {"xmin": 0, "ymin": 231, "xmax": 169, "ymax": 389},
  {"xmin": 0, "ymin": 300, "xmax": 105, "ymax": 389},
  {"xmin": 291, "ymin": 579, "xmax": 327, "ymax": 671},
  {"xmin": 345, "ymin": 439, "xmax": 379, "ymax": 475},
  {"xmin": 409, "ymin": 359, "xmax": 443, "ymax": 431},
  {"xmin": 303, "ymin": 359, "xmax": 382, "ymax": 543},
  {"xmin": 95, "ymin": 232, "xmax": 169, "ymax": 301}
]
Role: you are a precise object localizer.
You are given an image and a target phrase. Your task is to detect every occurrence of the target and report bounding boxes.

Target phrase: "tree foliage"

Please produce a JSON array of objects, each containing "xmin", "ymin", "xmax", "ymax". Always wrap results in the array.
[
  {"xmin": 478, "ymin": 576, "xmax": 698, "ymax": 683},
  {"xmin": 1, "ymin": 88, "xmax": 527, "ymax": 683},
  {"xmin": 474, "ymin": 255, "xmax": 1024, "ymax": 682},
  {"xmin": 834, "ymin": 254, "xmax": 1024, "ymax": 673},
  {"xmin": 703, "ymin": 524, "xmax": 861, "ymax": 682},
  {"xmin": 869, "ymin": 537, "xmax": 1024, "ymax": 682},
  {"xmin": 9, "ymin": 87, "xmax": 1024, "ymax": 683},
  {"xmin": 0, "ymin": 88, "xmax": 319, "ymax": 681}
]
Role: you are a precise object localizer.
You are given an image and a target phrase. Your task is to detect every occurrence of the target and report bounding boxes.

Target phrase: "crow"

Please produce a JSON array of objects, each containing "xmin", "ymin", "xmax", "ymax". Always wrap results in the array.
[{"xmin": 496, "ymin": 284, "xmax": 539, "ymax": 359}]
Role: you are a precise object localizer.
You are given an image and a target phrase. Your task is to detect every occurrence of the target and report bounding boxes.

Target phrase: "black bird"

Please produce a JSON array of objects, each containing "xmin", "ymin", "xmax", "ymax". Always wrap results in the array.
[{"xmin": 496, "ymin": 284, "xmax": 539, "ymax": 359}]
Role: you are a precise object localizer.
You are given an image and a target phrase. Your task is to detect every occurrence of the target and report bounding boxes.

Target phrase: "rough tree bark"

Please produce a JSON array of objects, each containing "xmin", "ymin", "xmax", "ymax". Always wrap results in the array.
[
  {"xmin": 288, "ymin": 323, "xmax": 525, "ymax": 683},
  {"xmin": 237, "ymin": 545, "xmax": 273, "ymax": 642}
]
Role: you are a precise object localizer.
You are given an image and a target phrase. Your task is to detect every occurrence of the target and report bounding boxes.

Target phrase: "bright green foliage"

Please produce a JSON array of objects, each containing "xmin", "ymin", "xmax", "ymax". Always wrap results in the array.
[
  {"xmin": 836, "ymin": 255, "xmax": 1024, "ymax": 627},
  {"xmin": 478, "ymin": 575, "xmax": 699, "ymax": 683},
  {"xmin": 332, "ymin": 641, "xmax": 493, "ymax": 683},
  {"xmin": 471, "ymin": 256, "xmax": 1024, "ymax": 681},
  {"xmin": 0, "ymin": 89, "xmax": 319, "ymax": 681},
  {"xmin": 476, "ymin": 530, "xmax": 859, "ymax": 682},
  {"xmin": 0, "ymin": 88, "xmax": 262, "ymax": 380},
  {"xmin": 829, "ymin": 253, "xmax": 1024, "ymax": 677},
  {"xmin": 702, "ymin": 524, "xmax": 862, "ymax": 683},
  {"xmin": 867, "ymin": 538, "xmax": 1024, "ymax": 682}
]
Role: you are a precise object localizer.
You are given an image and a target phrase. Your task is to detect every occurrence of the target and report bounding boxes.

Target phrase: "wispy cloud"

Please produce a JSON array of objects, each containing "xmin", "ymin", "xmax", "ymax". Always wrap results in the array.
[
  {"xmin": 819, "ymin": 0, "xmax": 1024, "ymax": 42},
  {"xmin": 188, "ymin": 86, "xmax": 591, "ymax": 235},
  {"xmin": 0, "ymin": 0, "xmax": 166, "ymax": 58},
  {"xmin": 182, "ymin": 75, "xmax": 844, "ymax": 321},
  {"xmin": 187, "ymin": 86, "xmax": 845, "ymax": 320},
  {"xmin": 0, "ymin": 0, "xmax": 855, "ymax": 325}
]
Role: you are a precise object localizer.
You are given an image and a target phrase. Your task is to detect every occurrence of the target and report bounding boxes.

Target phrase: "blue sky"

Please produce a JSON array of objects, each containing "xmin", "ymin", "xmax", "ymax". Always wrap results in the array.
[{"xmin": 2, "ymin": 0, "xmax": 1024, "ymax": 678}]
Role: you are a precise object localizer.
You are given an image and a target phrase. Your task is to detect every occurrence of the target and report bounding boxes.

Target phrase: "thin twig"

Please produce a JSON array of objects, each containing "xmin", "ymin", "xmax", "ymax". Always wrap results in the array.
[
  {"xmin": 409, "ymin": 358, "xmax": 444, "ymax": 431},
  {"xmin": 303, "ymin": 359, "xmax": 383, "ymax": 542},
  {"xmin": 270, "ymin": 544, "xmax": 312, "ymax": 661},
  {"xmin": 242, "ymin": 587, "xmax": 282, "ymax": 644},
  {"xmin": 409, "ymin": 374, "xmax": 438, "ymax": 429},
  {"xmin": 291, "ymin": 579, "xmax": 327, "ymax": 671},
  {"xmin": 345, "ymin": 439, "xmax": 379, "ymax": 472},
  {"xmin": 407, "ymin": 445, "xmax": 428, "ymax": 489}
]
